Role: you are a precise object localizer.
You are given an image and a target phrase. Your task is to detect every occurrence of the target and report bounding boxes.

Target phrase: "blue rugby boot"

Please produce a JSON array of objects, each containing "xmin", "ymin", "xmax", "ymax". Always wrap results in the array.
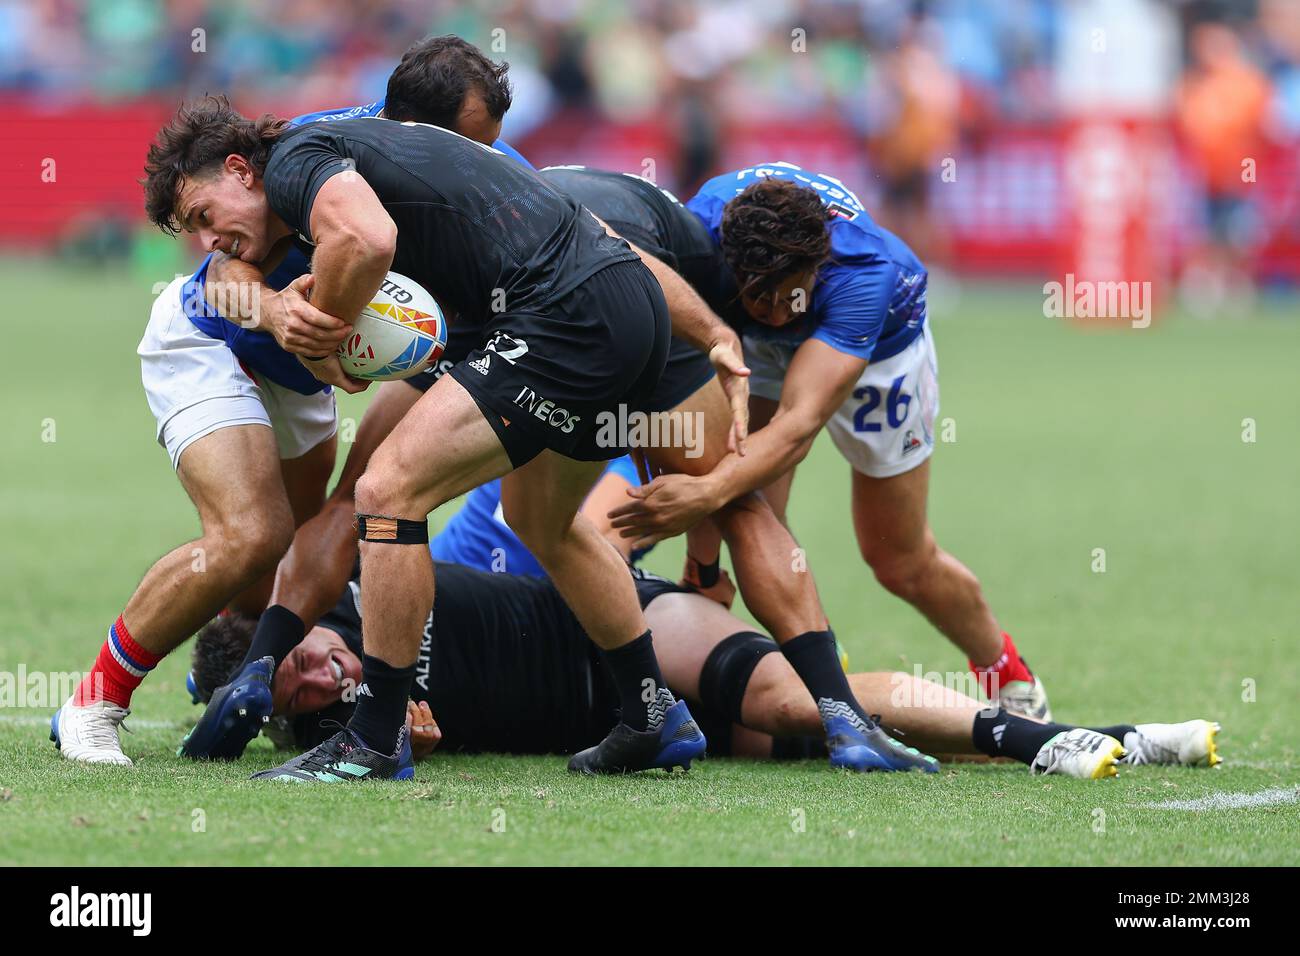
[
  {"xmin": 821, "ymin": 701, "xmax": 939, "ymax": 773},
  {"xmin": 178, "ymin": 656, "xmax": 274, "ymax": 760},
  {"xmin": 186, "ymin": 670, "xmax": 202, "ymax": 705},
  {"xmin": 569, "ymin": 700, "xmax": 706, "ymax": 775},
  {"xmin": 251, "ymin": 724, "xmax": 414, "ymax": 783}
]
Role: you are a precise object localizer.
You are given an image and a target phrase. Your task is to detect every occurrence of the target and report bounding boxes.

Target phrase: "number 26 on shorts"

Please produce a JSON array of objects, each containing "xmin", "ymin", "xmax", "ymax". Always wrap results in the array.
[{"xmin": 852, "ymin": 374, "xmax": 911, "ymax": 432}]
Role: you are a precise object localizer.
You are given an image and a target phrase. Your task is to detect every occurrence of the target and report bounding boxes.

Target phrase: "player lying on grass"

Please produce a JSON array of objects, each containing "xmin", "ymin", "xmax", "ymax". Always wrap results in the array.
[
  {"xmin": 177, "ymin": 49, "xmax": 926, "ymax": 776},
  {"xmin": 190, "ymin": 562, "xmax": 1222, "ymax": 780},
  {"xmin": 607, "ymin": 162, "xmax": 1055, "ymax": 720},
  {"xmin": 50, "ymin": 36, "xmax": 532, "ymax": 769}
]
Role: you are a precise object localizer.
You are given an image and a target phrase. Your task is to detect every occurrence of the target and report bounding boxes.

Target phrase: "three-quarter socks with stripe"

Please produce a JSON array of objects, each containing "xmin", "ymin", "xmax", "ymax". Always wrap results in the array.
[
  {"xmin": 781, "ymin": 630, "xmax": 873, "ymax": 734},
  {"xmin": 603, "ymin": 631, "xmax": 675, "ymax": 733},
  {"xmin": 74, "ymin": 615, "xmax": 163, "ymax": 708}
]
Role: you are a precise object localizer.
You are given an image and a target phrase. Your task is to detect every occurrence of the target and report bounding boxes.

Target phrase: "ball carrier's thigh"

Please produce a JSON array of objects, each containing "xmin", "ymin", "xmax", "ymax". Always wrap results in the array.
[
  {"xmin": 354, "ymin": 372, "xmax": 513, "ymax": 667},
  {"xmin": 647, "ymin": 378, "xmax": 827, "ymax": 640},
  {"xmin": 501, "ymin": 451, "xmax": 649, "ymax": 650}
]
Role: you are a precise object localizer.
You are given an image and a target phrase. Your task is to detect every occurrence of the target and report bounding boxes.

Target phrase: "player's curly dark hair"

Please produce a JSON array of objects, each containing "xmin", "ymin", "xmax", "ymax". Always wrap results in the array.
[
  {"xmin": 720, "ymin": 179, "xmax": 831, "ymax": 298},
  {"xmin": 191, "ymin": 613, "xmax": 256, "ymax": 703},
  {"xmin": 385, "ymin": 35, "xmax": 513, "ymax": 127},
  {"xmin": 142, "ymin": 94, "xmax": 289, "ymax": 236}
]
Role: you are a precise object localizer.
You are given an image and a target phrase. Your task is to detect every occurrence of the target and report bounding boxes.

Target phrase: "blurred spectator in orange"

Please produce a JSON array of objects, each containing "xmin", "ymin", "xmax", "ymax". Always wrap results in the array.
[
  {"xmin": 1176, "ymin": 21, "xmax": 1271, "ymax": 312},
  {"xmin": 867, "ymin": 16, "xmax": 959, "ymax": 265}
]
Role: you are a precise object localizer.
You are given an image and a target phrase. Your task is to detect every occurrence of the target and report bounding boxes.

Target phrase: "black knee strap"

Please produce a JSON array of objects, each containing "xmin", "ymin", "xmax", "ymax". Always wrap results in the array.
[
  {"xmin": 357, "ymin": 514, "xmax": 429, "ymax": 544},
  {"xmin": 699, "ymin": 631, "xmax": 779, "ymax": 724}
]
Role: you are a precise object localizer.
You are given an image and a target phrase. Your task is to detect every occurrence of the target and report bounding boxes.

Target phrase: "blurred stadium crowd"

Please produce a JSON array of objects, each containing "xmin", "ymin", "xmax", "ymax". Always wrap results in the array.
[{"xmin": 3, "ymin": 0, "xmax": 1298, "ymax": 292}]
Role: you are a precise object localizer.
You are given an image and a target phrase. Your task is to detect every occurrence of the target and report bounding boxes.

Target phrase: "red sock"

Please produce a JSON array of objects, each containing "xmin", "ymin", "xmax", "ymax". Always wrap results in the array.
[
  {"xmin": 73, "ymin": 615, "xmax": 163, "ymax": 708},
  {"xmin": 969, "ymin": 632, "xmax": 1033, "ymax": 698}
]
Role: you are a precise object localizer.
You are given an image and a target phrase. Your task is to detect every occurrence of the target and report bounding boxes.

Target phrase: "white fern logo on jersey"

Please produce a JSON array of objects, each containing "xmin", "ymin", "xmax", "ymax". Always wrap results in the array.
[{"xmin": 485, "ymin": 332, "xmax": 529, "ymax": 364}]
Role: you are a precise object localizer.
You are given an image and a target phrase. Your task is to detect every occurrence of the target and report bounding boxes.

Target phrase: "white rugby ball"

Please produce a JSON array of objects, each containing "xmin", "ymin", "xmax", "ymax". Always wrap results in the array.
[{"xmin": 337, "ymin": 271, "xmax": 447, "ymax": 381}]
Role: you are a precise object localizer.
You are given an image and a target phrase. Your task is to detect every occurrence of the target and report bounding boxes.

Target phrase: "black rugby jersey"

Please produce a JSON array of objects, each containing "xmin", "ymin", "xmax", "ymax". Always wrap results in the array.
[{"xmin": 263, "ymin": 118, "xmax": 639, "ymax": 325}]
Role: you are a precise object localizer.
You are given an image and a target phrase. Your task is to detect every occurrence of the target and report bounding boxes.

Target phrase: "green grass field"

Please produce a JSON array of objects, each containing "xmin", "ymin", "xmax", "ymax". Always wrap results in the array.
[{"xmin": 1, "ymin": 259, "xmax": 1296, "ymax": 866}]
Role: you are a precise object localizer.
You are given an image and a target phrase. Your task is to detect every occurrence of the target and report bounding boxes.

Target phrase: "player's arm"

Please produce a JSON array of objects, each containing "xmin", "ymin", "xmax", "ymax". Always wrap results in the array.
[
  {"xmin": 305, "ymin": 174, "xmax": 396, "ymax": 324},
  {"xmin": 294, "ymin": 173, "xmax": 398, "ymax": 392},
  {"xmin": 609, "ymin": 338, "xmax": 865, "ymax": 542},
  {"xmin": 203, "ymin": 241, "xmax": 351, "ymax": 355},
  {"xmin": 591, "ymin": 214, "xmax": 750, "ymax": 453}
]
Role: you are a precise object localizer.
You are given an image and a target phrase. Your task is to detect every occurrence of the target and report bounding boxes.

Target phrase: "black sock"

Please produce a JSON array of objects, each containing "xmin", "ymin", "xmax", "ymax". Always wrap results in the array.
[
  {"xmin": 781, "ymin": 630, "xmax": 871, "ymax": 732},
  {"xmin": 972, "ymin": 708, "xmax": 1080, "ymax": 765},
  {"xmin": 1087, "ymin": 724, "xmax": 1137, "ymax": 745},
  {"xmin": 691, "ymin": 555, "xmax": 720, "ymax": 588},
  {"xmin": 240, "ymin": 605, "xmax": 305, "ymax": 670},
  {"xmin": 347, "ymin": 654, "xmax": 415, "ymax": 754},
  {"xmin": 603, "ymin": 631, "xmax": 674, "ymax": 732}
]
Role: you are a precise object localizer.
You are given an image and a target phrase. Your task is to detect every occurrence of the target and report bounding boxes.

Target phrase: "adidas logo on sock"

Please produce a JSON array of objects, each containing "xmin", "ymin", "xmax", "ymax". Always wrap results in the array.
[
  {"xmin": 468, "ymin": 354, "xmax": 491, "ymax": 375},
  {"xmin": 992, "ymin": 722, "xmax": 1006, "ymax": 745}
]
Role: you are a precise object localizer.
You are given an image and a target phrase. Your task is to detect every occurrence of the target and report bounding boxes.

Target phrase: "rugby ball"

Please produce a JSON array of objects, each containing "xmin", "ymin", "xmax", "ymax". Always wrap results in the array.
[{"xmin": 337, "ymin": 271, "xmax": 447, "ymax": 381}]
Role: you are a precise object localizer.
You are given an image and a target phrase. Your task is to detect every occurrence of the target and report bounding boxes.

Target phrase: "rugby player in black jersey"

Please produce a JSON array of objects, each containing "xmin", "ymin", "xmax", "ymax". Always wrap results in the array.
[
  {"xmin": 159, "ymin": 63, "xmax": 932, "ymax": 775},
  {"xmin": 190, "ymin": 563, "xmax": 1223, "ymax": 780},
  {"xmin": 144, "ymin": 100, "xmax": 754, "ymax": 780}
]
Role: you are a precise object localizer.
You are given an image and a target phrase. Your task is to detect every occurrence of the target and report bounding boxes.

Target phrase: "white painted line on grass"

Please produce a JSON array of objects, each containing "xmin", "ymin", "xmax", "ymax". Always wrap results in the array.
[{"xmin": 1142, "ymin": 787, "xmax": 1299, "ymax": 812}]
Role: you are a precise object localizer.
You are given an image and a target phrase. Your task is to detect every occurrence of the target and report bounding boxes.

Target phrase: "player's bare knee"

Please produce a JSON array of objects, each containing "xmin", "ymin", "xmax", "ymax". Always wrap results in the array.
[
  {"xmin": 867, "ymin": 548, "xmax": 932, "ymax": 601},
  {"xmin": 207, "ymin": 510, "xmax": 293, "ymax": 579},
  {"xmin": 356, "ymin": 454, "xmax": 460, "ymax": 521},
  {"xmin": 352, "ymin": 471, "xmax": 388, "ymax": 518},
  {"xmin": 354, "ymin": 468, "xmax": 423, "ymax": 521}
]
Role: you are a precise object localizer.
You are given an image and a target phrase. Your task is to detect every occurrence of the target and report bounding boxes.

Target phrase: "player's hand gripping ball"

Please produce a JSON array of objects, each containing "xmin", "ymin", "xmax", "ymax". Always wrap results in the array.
[{"xmin": 337, "ymin": 271, "xmax": 447, "ymax": 381}]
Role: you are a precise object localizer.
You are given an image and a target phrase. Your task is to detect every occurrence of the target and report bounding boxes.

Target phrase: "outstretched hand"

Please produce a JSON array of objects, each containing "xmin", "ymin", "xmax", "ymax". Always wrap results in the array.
[
  {"xmin": 405, "ymin": 700, "xmax": 442, "ymax": 759},
  {"xmin": 708, "ymin": 337, "xmax": 750, "ymax": 456},
  {"xmin": 608, "ymin": 472, "xmax": 719, "ymax": 549}
]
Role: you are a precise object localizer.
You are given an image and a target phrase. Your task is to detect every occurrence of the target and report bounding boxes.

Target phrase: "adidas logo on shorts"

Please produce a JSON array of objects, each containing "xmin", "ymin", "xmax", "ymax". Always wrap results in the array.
[{"xmin": 468, "ymin": 354, "xmax": 491, "ymax": 376}]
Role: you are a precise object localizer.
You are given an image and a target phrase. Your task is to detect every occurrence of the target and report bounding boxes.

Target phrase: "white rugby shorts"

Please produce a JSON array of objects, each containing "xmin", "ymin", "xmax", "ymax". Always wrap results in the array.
[
  {"xmin": 744, "ymin": 323, "xmax": 939, "ymax": 479},
  {"xmin": 138, "ymin": 277, "xmax": 337, "ymax": 470}
]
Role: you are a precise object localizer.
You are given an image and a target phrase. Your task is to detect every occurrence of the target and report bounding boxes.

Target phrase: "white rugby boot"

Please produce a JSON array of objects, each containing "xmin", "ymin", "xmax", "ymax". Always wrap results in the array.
[
  {"xmin": 1120, "ymin": 720, "xmax": 1222, "ymax": 768},
  {"xmin": 1029, "ymin": 728, "xmax": 1124, "ymax": 779},
  {"xmin": 50, "ymin": 697, "xmax": 133, "ymax": 766}
]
